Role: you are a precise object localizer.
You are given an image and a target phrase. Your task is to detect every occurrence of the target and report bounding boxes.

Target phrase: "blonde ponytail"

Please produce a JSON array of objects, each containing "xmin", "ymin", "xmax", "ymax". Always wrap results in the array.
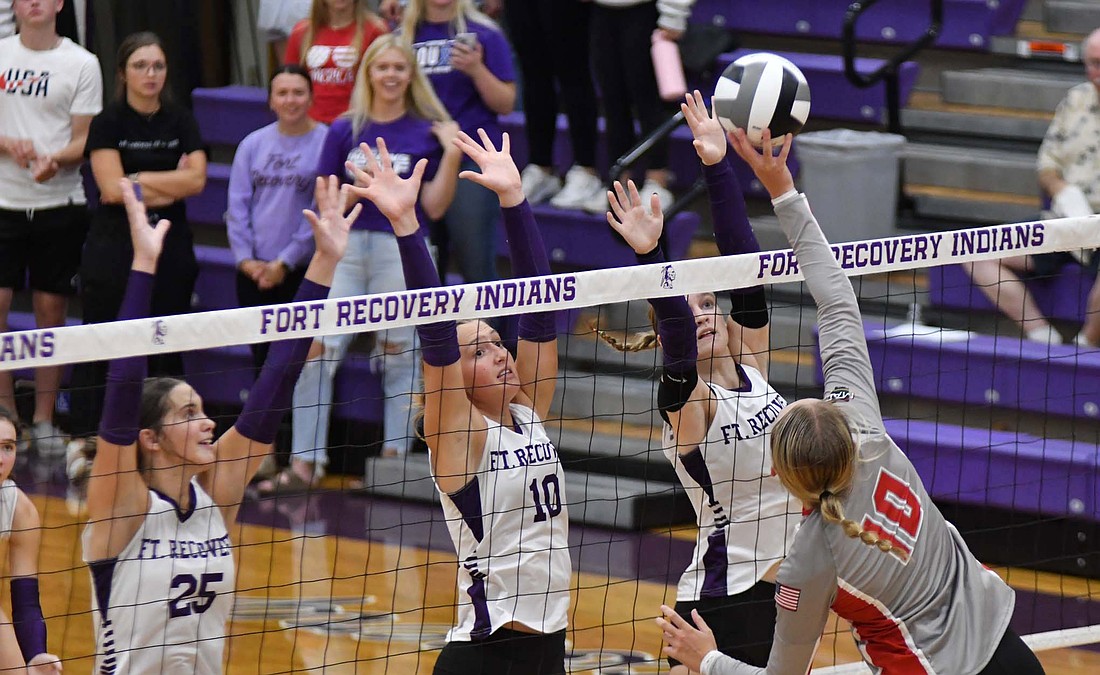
[
  {"xmin": 588, "ymin": 320, "xmax": 660, "ymax": 353},
  {"xmin": 819, "ymin": 490, "xmax": 901, "ymax": 558}
]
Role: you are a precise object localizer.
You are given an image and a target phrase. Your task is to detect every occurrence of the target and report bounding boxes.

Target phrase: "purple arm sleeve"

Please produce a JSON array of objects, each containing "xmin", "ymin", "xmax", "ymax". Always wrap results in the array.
[
  {"xmin": 234, "ymin": 278, "xmax": 329, "ymax": 444},
  {"xmin": 638, "ymin": 245, "xmax": 697, "ymax": 373},
  {"xmin": 501, "ymin": 201, "xmax": 557, "ymax": 342},
  {"xmin": 98, "ymin": 271, "xmax": 154, "ymax": 446},
  {"xmin": 11, "ymin": 577, "xmax": 46, "ymax": 661},
  {"xmin": 396, "ymin": 233, "xmax": 461, "ymax": 366},
  {"xmin": 703, "ymin": 156, "xmax": 760, "ymax": 260}
]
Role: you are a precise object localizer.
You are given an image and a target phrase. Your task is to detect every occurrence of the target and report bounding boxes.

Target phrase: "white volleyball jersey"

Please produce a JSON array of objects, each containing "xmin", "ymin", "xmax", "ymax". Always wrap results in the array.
[
  {"xmin": 0, "ymin": 479, "xmax": 18, "ymax": 538},
  {"xmin": 437, "ymin": 404, "xmax": 571, "ymax": 641},
  {"xmin": 662, "ymin": 365, "xmax": 801, "ymax": 601},
  {"xmin": 82, "ymin": 480, "xmax": 235, "ymax": 675}
]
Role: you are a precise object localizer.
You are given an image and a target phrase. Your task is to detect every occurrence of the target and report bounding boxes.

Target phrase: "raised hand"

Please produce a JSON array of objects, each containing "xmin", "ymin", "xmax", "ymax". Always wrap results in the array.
[
  {"xmin": 606, "ymin": 180, "xmax": 664, "ymax": 255},
  {"xmin": 303, "ymin": 175, "xmax": 358, "ymax": 262},
  {"xmin": 728, "ymin": 128, "xmax": 796, "ymax": 199},
  {"xmin": 453, "ymin": 129, "xmax": 524, "ymax": 206},
  {"xmin": 120, "ymin": 177, "xmax": 170, "ymax": 273},
  {"xmin": 27, "ymin": 652, "xmax": 63, "ymax": 675},
  {"xmin": 431, "ymin": 120, "xmax": 461, "ymax": 149},
  {"xmin": 345, "ymin": 137, "xmax": 427, "ymax": 236},
  {"xmin": 681, "ymin": 90, "xmax": 727, "ymax": 166},
  {"xmin": 655, "ymin": 605, "xmax": 718, "ymax": 674}
]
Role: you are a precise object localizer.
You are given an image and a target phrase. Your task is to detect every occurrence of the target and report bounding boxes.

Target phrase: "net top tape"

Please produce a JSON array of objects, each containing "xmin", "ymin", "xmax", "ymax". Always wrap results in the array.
[{"xmin": 5, "ymin": 214, "xmax": 1099, "ymax": 371}]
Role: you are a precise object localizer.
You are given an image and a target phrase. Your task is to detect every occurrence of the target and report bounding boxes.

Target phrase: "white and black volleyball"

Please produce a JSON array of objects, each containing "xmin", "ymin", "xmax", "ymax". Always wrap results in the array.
[{"xmin": 713, "ymin": 53, "xmax": 811, "ymax": 146}]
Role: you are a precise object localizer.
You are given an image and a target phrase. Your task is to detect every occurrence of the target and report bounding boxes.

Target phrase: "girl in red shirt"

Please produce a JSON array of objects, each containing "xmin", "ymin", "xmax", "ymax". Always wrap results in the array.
[{"xmin": 285, "ymin": 0, "xmax": 387, "ymax": 123}]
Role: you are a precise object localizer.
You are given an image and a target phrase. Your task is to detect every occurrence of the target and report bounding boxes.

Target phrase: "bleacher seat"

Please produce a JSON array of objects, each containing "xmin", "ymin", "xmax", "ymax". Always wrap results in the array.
[
  {"xmin": 192, "ymin": 86, "xmax": 274, "ymax": 147},
  {"xmin": 929, "ymin": 262, "xmax": 1095, "ymax": 326},
  {"xmin": 816, "ymin": 323, "xmax": 1100, "ymax": 421},
  {"xmin": 187, "ymin": 162, "xmax": 231, "ymax": 227},
  {"xmin": 691, "ymin": 0, "xmax": 1028, "ymax": 51},
  {"xmin": 192, "ymin": 245, "xmax": 238, "ymax": 312},
  {"xmin": 884, "ymin": 418, "xmax": 1099, "ymax": 522}
]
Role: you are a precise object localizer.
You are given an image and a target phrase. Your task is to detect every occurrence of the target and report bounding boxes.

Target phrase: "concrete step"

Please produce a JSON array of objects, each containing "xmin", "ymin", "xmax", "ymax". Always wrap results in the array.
[
  {"xmin": 989, "ymin": 20, "xmax": 1084, "ymax": 61},
  {"xmin": 1044, "ymin": 0, "xmax": 1100, "ymax": 36},
  {"xmin": 362, "ymin": 454, "xmax": 693, "ymax": 530},
  {"xmin": 904, "ymin": 184, "xmax": 1041, "ymax": 224},
  {"xmin": 901, "ymin": 91, "xmax": 1052, "ymax": 143},
  {"xmin": 941, "ymin": 68, "xmax": 1081, "ymax": 112},
  {"xmin": 903, "ymin": 142, "xmax": 1038, "ymax": 196}
]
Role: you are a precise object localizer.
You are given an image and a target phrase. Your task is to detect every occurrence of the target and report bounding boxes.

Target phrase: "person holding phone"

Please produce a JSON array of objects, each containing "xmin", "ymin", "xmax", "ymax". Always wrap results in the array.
[{"xmin": 400, "ymin": 0, "xmax": 515, "ymax": 290}]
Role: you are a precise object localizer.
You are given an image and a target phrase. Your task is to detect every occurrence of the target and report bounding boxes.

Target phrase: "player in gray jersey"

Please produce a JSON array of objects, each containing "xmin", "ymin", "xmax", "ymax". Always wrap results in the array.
[
  {"xmin": 348, "ymin": 130, "xmax": 569, "ymax": 674},
  {"xmin": 82, "ymin": 175, "xmax": 354, "ymax": 674},
  {"xmin": 655, "ymin": 129, "xmax": 1046, "ymax": 675},
  {"xmin": 598, "ymin": 91, "xmax": 800, "ymax": 671}
]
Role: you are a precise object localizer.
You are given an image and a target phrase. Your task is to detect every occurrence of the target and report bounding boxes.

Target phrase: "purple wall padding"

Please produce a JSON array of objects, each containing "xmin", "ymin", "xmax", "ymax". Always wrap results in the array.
[{"xmin": 192, "ymin": 86, "xmax": 274, "ymax": 147}]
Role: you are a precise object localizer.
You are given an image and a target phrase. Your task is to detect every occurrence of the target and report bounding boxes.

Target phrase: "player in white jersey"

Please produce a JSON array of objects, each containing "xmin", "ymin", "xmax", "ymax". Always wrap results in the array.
[
  {"xmin": 346, "ymin": 130, "xmax": 569, "ymax": 674},
  {"xmin": 82, "ymin": 175, "xmax": 355, "ymax": 674},
  {"xmin": 655, "ymin": 130, "xmax": 1046, "ymax": 675},
  {"xmin": 0, "ymin": 407, "xmax": 60, "ymax": 674},
  {"xmin": 597, "ymin": 91, "xmax": 800, "ymax": 671}
]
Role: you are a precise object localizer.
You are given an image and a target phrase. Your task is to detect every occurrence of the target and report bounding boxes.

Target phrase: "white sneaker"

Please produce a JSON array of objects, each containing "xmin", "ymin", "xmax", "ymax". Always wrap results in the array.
[
  {"xmin": 640, "ymin": 179, "xmax": 674, "ymax": 215},
  {"xmin": 1075, "ymin": 331, "xmax": 1095, "ymax": 348},
  {"xmin": 520, "ymin": 164, "xmax": 562, "ymax": 205},
  {"xmin": 31, "ymin": 420, "xmax": 68, "ymax": 459},
  {"xmin": 582, "ymin": 183, "xmax": 613, "ymax": 214},
  {"xmin": 550, "ymin": 166, "xmax": 605, "ymax": 210}
]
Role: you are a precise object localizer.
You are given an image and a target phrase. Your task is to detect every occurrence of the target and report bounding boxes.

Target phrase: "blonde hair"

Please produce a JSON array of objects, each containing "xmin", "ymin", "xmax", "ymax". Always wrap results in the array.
[
  {"xmin": 345, "ymin": 34, "xmax": 451, "ymax": 135},
  {"xmin": 770, "ymin": 400, "xmax": 901, "ymax": 557},
  {"xmin": 589, "ymin": 308, "xmax": 659, "ymax": 353},
  {"xmin": 298, "ymin": 0, "xmax": 385, "ymax": 68},
  {"xmin": 399, "ymin": 0, "xmax": 499, "ymax": 41}
]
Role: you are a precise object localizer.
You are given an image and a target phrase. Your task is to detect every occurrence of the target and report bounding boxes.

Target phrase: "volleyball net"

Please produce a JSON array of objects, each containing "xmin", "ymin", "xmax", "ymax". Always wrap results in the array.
[{"xmin": 9, "ymin": 214, "xmax": 1100, "ymax": 672}]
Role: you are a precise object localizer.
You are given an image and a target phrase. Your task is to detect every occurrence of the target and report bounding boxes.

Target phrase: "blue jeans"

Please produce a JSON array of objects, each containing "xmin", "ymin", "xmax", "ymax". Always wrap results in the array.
[
  {"xmin": 442, "ymin": 157, "xmax": 500, "ymax": 284},
  {"xmin": 291, "ymin": 230, "xmax": 421, "ymax": 465}
]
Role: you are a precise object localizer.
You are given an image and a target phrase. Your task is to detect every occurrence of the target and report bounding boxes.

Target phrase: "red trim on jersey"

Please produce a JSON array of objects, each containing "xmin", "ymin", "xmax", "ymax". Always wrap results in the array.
[{"xmin": 831, "ymin": 586, "xmax": 930, "ymax": 674}]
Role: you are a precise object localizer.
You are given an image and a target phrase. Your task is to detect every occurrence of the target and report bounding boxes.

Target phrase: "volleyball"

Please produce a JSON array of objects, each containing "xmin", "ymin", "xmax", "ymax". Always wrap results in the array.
[{"xmin": 713, "ymin": 53, "xmax": 811, "ymax": 146}]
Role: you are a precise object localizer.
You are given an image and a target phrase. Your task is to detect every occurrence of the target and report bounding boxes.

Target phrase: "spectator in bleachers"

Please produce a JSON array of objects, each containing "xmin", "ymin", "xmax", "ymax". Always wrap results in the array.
[
  {"xmin": 228, "ymin": 64, "xmax": 327, "ymax": 372},
  {"xmin": 67, "ymin": 31, "xmax": 207, "ymax": 450},
  {"xmin": 401, "ymin": 0, "xmax": 514, "ymax": 288},
  {"xmin": 275, "ymin": 34, "xmax": 460, "ymax": 494},
  {"xmin": 581, "ymin": 0, "xmax": 697, "ymax": 214},
  {"xmin": 285, "ymin": 0, "xmax": 387, "ymax": 124},
  {"xmin": 503, "ymin": 0, "xmax": 604, "ymax": 210},
  {"xmin": 965, "ymin": 27, "xmax": 1100, "ymax": 347},
  {"xmin": 258, "ymin": 0, "xmax": 313, "ymax": 60},
  {"xmin": 0, "ymin": 0, "xmax": 102, "ymax": 459}
]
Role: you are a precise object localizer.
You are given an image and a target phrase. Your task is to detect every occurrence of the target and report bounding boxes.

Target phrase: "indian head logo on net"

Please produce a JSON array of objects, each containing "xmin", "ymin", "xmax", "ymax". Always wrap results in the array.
[{"xmin": 0, "ymin": 68, "xmax": 50, "ymax": 97}]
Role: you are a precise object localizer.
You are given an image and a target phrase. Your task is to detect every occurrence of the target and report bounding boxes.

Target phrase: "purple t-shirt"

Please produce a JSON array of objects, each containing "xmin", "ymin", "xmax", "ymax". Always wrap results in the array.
[
  {"xmin": 317, "ymin": 114, "xmax": 442, "ymax": 233},
  {"xmin": 411, "ymin": 19, "xmax": 515, "ymax": 143}
]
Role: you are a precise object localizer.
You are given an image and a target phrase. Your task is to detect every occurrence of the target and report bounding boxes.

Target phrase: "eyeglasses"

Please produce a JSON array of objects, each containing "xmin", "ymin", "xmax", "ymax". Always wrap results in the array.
[{"xmin": 129, "ymin": 60, "xmax": 167, "ymax": 74}]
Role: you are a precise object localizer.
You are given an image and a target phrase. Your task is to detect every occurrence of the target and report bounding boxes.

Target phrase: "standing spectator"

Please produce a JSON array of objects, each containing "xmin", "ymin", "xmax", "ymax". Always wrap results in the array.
[
  {"xmin": 965, "ymin": 27, "xmax": 1100, "ymax": 347},
  {"xmin": 583, "ymin": 0, "xmax": 696, "ymax": 214},
  {"xmin": 503, "ymin": 0, "xmax": 604, "ymax": 210},
  {"xmin": 67, "ymin": 31, "xmax": 207, "ymax": 450},
  {"xmin": 0, "ymin": 0, "xmax": 102, "ymax": 458},
  {"xmin": 228, "ymin": 64, "xmax": 327, "ymax": 371},
  {"xmin": 258, "ymin": 0, "xmax": 312, "ymax": 60},
  {"xmin": 402, "ymin": 0, "xmax": 513, "ymax": 288},
  {"xmin": 285, "ymin": 0, "xmax": 387, "ymax": 124},
  {"xmin": 271, "ymin": 34, "xmax": 460, "ymax": 494}
]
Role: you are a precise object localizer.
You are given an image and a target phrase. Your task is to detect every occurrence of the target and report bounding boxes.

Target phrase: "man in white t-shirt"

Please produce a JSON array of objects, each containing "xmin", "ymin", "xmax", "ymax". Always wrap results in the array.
[{"xmin": 0, "ymin": 0, "xmax": 102, "ymax": 458}]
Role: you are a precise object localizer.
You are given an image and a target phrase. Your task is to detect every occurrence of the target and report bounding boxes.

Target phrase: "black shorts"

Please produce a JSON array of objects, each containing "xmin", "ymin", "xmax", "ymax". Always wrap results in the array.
[
  {"xmin": 977, "ymin": 627, "xmax": 1046, "ymax": 675},
  {"xmin": 433, "ymin": 628, "xmax": 566, "ymax": 675},
  {"xmin": 668, "ymin": 580, "xmax": 778, "ymax": 669},
  {"xmin": 0, "ymin": 203, "xmax": 88, "ymax": 294}
]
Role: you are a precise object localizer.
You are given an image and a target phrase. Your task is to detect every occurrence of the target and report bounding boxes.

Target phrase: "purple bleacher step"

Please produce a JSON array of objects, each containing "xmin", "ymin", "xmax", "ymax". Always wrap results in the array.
[
  {"xmin": 692, "ymin": 0, "xmax": 1026, "ymax": 51},
  {"xmin": 500, "ymin": 113, "xmax": 798, "ymax": 196},
  {"xmin": 498, "ymin": 205, "xmax": 699, "ymax": 270},
  {"xmin": 192, "ymin": 86, "xmax": 274, "ymax": 147},
  {"xmin": 187, "ymin": 162, "xmax": 231, "ymax": 227},
  {"xmin": 884, "ymin": 418, "xmax": 1099, "ymax": 522},
  {"xmin": 184, "ymin": 346, "xmax": 384, "ymax": 424},
  {"xmin": 814, "ymin": 323, "xmax": 1100, "ymax": 420},
  {"xmin": 697, "ymin": 50, "xmax": 919, "ymax": 126},
  {"xmin": 929, "ymin": 263, "xmax": 1095, "ymax": 326},
  {"xmin": 192, "ymin": 245, "xmax": 238, "ymax": 312}
]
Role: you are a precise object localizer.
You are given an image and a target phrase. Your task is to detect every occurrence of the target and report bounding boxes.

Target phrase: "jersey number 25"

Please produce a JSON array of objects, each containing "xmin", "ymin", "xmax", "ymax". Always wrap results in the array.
[{"xmin": 861, "ymin": 468, "xmax": 923, "ymax": 563}]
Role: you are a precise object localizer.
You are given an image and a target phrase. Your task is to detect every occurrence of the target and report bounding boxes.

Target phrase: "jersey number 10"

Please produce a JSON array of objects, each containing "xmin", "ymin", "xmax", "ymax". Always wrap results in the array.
[
  {"xmin": 529, "ymin": 474, "xmax": 563, "ymax": 522},
  {"xmin": 861, "ymin": 468, "xmax": 923, "ymax": 563}
]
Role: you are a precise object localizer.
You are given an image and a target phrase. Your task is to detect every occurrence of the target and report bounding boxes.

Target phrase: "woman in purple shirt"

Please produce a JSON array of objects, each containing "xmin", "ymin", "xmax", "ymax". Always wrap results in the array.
[
  {"xmin": 227, "ymin": 64, "xmax": 328, "ymax": 371},
  {"xmin": 401, "ymin": 0, "xmax": 516, "ymax": 289},
  {"xmin": 278, "ymin": 34, "xmax": 461, "ymax": 493}
]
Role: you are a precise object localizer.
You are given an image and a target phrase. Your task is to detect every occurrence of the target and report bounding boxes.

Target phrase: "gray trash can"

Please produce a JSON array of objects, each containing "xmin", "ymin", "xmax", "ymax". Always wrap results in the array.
[{"xmin": 794, "ymin": 129, "xmax": 906, "ymax": 242}]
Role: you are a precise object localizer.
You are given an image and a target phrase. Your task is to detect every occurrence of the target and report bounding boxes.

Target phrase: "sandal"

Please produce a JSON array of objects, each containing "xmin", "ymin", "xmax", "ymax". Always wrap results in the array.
[{"xmin": 256, "ymin": 467, "xmax": 319, "ymax": 497}]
